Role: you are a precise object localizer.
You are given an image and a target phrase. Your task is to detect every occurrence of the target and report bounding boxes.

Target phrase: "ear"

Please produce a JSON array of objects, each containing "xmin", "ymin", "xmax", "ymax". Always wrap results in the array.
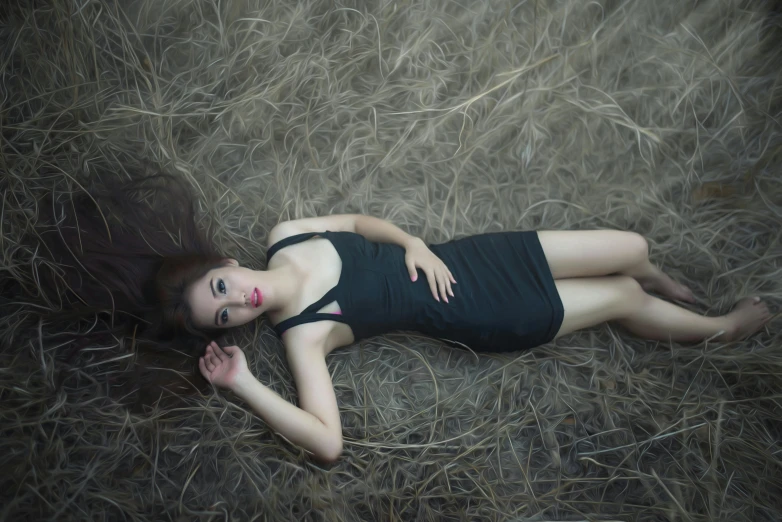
[{"xmin": 225, "ymin": 258, "xmax": 239, "ymax": 267}]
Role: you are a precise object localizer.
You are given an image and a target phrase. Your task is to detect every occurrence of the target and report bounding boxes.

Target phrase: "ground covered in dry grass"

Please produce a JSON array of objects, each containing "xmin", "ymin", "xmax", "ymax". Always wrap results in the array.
[{"xmin": 2, "ymin": 0, "xmax": 782, "ymax": 520}]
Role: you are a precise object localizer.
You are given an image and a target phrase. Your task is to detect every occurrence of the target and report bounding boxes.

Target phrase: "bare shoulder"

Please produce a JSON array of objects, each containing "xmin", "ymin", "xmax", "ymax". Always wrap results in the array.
[
  {"xmin": 267, "ymin": 215, "xmax": 359, "ymax": 248},
  {"xmin": 280, "ymin": 322, "xmax": 330, "ymax": 353},
  {"xmin": 267, "ymin": 221, "xmax": 303, "ymax": 248}
]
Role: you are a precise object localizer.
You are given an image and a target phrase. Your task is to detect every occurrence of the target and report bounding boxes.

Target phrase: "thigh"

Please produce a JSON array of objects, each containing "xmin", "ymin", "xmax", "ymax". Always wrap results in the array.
[
  {"xmin": 537, "ymin": 230, "xmax": 648, "ymax": 279},
  {"xmin": 554, "ymin": 276, "xmax": 643, "ymax": 338}
]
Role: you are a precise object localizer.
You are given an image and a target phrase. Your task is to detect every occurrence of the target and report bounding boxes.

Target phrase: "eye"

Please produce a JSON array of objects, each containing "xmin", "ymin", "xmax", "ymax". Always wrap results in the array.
[
  {"xmin": 220, "ymin": 309, "xmax": 229, "ymax": 325},
  {"xmin": 217, "ymin": 279, "xmax": 226, "ymax": 294}
]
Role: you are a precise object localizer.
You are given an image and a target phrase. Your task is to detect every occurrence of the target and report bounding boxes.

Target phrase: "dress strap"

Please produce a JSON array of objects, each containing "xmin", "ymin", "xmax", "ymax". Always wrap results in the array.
[
  {"xmin": 273, "ymin": 312, "xmax": 348, "ymax": 336},
  {"xmin": 299, "ymin": 286, "xmax": 340, "ymax": 315},
  {"xmin": 266, "ymin": 231, "xmax": 326, "ymax": 263},
  {"xmin": 273, "ymin": 286, "xmax": 341, "ymax": 335},
  {"xmin": 267, "ymin": 234, "xmax": 346, "ymax": 336}
]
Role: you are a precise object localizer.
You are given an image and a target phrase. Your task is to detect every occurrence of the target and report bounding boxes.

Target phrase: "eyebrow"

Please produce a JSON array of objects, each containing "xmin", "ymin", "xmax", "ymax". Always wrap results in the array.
[{"xmin": 210, "ymin": 278, "xmax": 220, "ymax": 326}]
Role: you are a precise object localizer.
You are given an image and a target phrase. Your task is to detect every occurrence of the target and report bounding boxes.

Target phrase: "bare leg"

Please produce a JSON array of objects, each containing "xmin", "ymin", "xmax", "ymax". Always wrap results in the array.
[
  {"xmin": 538, "ymin": 230, "xmax": 695, "ymax": 303},
  {"xmin": 555, "ymin": 276, "xmax": 771, "ymax": 342}
]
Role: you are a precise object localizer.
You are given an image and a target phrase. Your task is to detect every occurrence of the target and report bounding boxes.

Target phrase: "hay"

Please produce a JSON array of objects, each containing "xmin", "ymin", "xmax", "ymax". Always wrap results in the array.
[{"xmin": 2, "ymin": 0, "xmax": 781, "ymax": 520}]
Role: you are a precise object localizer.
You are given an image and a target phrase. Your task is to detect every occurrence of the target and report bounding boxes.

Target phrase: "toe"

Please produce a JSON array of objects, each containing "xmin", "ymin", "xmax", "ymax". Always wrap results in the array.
[{"xmin": 677, "ymin": 286, "xmax": 695, "ymax": 303}]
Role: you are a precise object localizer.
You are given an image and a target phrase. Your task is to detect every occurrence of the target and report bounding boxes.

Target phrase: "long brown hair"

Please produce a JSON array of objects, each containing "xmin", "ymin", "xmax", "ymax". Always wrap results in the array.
[{"xmin": 34, "ymin": 172, "xmax": 230, "ymax": 407}]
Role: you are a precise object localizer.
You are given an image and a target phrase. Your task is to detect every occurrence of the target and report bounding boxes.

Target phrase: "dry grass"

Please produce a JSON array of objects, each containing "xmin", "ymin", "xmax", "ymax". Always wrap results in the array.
[{"xmin": 2, "ymin": 0, "xmax": 782, "ymax": 520}]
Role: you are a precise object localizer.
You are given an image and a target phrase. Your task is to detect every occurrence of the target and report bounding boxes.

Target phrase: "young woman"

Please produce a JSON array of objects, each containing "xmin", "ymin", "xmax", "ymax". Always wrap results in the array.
[
  {"xmin": 44, "ymin": 175, "xmax": 771, "ymax": 463},
  {"xmin": 187, "ymin": 215, "xmax": 771, "ymax": 463}
]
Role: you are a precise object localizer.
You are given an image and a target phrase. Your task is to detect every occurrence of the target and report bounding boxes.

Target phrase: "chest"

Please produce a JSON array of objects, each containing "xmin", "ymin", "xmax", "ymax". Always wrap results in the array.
[
  {"xmin": 270, "ymin": 238, "xmax": 343, "ymax": 306},
  {"xmin": 268, "ymin": 239, "xmax": 353, "ymax": 347}
]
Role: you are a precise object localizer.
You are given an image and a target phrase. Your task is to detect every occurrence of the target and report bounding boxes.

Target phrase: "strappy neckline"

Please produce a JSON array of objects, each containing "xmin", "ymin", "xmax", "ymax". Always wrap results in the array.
[
  {"xmin": 266, "ymin": 231, "xmax": 350, "ymax": 335},
  {"xmin": 267, "ymin": 231, "xmax": 322, "ymax": 263}
]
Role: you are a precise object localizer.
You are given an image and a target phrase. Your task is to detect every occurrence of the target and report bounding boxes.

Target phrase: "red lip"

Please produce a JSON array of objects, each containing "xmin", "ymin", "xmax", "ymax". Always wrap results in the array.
[{"xmin": 252, "ymin": 288, "xmax": 262, "ymax": 308}]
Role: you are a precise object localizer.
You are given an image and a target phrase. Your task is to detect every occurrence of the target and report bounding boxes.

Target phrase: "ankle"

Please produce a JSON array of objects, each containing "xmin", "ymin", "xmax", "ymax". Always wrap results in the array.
[{"xmin": 717, "ymin": 315, "xmax": 738, "ymax": 341}]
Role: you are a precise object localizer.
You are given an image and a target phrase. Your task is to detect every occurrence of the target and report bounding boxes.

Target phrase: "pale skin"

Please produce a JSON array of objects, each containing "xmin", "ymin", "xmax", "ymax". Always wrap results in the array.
[{"xmin": 188, "ymin": 215, "xmax": 772, "ymax": 463}]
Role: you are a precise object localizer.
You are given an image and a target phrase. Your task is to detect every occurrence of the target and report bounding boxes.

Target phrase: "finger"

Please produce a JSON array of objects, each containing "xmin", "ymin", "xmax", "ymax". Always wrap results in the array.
[
  {"xmin": 446, "ymin": 277, "xmax": 454, "ymax": 298},
  {"xmin": 209, "ymin": 352, "xmax": 221, "ymax": 367},
  {"xmin": 426, "ymin": 270, "xmax": 439, "ymax": 301},
  {"xmin": 204, "ymin": 356, "xmax": 216, "ymax": 373},
  {"xmin": 438, "ymin": 272, "xmax": 448, "ymax": 303},
  {"xmin": 448, "ymin": 269, "xmax": 456, "ymax": 284},
  {"xmin": 406, "ymin": 259, "xmax": 418, "ymax": 281},
  {"xmin": 221, "ymin": 345, "xmax": 238, "ymax": 358},
  {"xmin": 212, "ymin": 344, "xmax": 226, "ymax": 362},
  {"xmin": 198, "ymin": 357, "xmax": 211, "ymax": 382}
]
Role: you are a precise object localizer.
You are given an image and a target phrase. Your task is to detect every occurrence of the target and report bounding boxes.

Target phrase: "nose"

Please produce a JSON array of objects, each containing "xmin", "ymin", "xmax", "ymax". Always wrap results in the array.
[{"xmin": 231, "ymin": 289, "xmax": 246, "ymax": 307}]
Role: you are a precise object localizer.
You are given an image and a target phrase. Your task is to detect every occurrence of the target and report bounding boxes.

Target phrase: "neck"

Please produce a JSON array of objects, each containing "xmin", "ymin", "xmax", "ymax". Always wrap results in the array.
[{"xmin": 261, "ymin": 263, "xmax": 300, "ymax": 314}]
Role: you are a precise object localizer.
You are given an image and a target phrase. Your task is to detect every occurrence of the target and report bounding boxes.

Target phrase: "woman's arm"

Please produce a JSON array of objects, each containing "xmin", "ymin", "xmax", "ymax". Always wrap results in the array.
[
  {"xmin": 269, "ymin": 214, "xmax": 417, "ymax": 249},
  {"xmin": 231, "ymin": 375, "xmax": 342, "ymax": 463},
  {"xmin": 200, "ymin": 341, "xmax": 343, "ymax": 463}
]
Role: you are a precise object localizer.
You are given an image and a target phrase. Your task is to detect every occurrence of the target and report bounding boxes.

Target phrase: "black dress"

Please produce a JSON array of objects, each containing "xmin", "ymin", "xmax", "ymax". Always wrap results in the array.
[{"xmin": 267, "ymin": 231, "xmax": 564, "ymax": 353}]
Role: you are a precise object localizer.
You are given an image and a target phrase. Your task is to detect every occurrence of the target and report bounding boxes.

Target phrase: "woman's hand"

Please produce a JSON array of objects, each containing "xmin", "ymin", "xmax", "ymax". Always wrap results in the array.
[
  {"xmin": 404, "ymin": 237, "xmax": 456, "ymax": 302},
  {"xmin": 199, "ymin": 341, "xmax": 250, "ymax": 390}
]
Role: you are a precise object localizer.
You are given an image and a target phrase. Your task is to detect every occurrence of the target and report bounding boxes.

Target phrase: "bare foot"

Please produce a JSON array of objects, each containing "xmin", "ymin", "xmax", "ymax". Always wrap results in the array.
[
  {"xmin": 639, "ymin": 268, "xmax": 696, "ymax": 304},
  {"xmin": 723, "ymin": 297, "xmax": 772, "ymax": 341}
]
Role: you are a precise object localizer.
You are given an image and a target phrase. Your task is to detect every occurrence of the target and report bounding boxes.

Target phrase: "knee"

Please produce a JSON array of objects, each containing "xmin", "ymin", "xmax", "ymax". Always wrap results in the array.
[
  {"xmin": 611, "ymin": 275, "xmax": 647, "ymax": 317},
  {"xmin": 623, "ymin": 232, "xmax": 649, "ymax": 264}
]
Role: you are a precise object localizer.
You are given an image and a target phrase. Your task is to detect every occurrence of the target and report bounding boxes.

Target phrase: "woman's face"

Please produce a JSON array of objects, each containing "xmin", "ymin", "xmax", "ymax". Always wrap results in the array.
[{"xmin": 187, "ymin": 260, "xmax": 266, "ymax": 329}]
